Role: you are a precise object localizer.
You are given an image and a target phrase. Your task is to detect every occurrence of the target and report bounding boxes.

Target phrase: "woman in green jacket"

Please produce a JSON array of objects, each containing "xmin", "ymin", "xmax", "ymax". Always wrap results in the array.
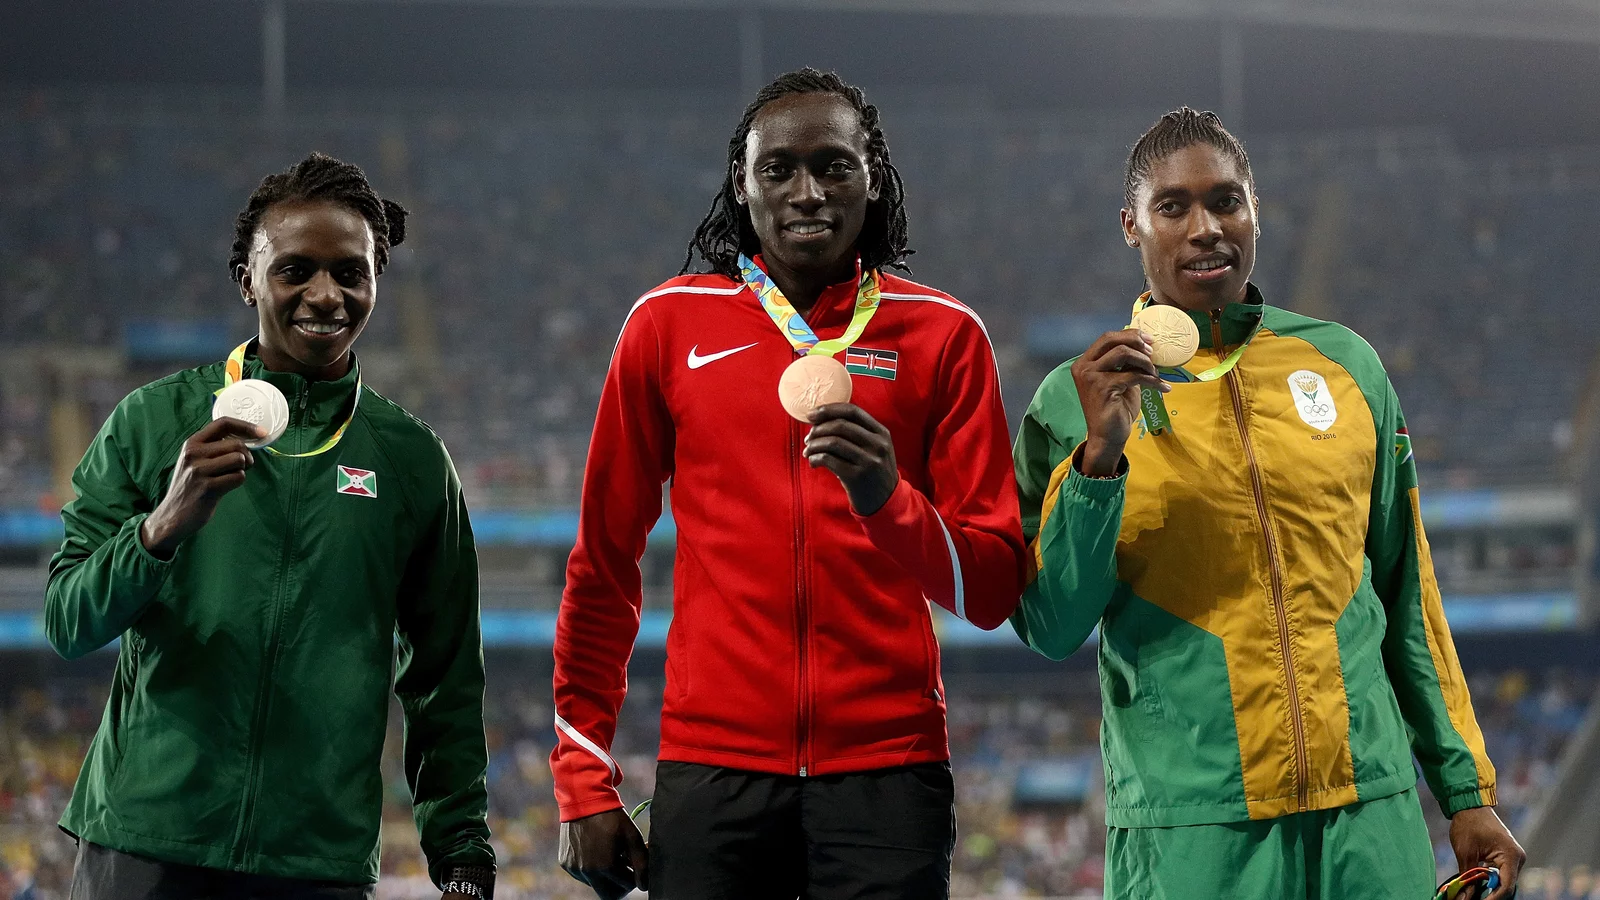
[
  {"xmin": 46, "ymin": 153, "xmax": 494, "ymax": 900},
  {"xmin": 1012, "ymin": 109, "xmax": 1524, "ymax": 899}
]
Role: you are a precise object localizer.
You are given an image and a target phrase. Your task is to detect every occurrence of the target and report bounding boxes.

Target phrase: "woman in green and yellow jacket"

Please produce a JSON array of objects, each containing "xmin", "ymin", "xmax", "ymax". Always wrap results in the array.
[
  {"xmin": 1013, "ymin": 109, "xmax": 1524, "ymax": 899},
  {"xmin": 45, "ymin": 153, "xmax": 494, "ymax": 900}
]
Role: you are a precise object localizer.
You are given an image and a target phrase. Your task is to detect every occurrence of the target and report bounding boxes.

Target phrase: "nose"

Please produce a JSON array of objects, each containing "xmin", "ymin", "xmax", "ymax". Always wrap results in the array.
[
  {"xmin": 302, "ymin": 271, "xmax": 344, "ymax": 313},
  {"xmin": 1187, "ymin": 206, "xmax": 1223, "ymax": 246},
  {"xmin": 789, "ymin": 168, "xmax": 825, "ymax": 214}
]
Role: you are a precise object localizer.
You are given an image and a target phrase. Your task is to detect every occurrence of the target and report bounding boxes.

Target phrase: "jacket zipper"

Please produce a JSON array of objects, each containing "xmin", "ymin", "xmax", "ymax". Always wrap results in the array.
[
  {"xmin": 791, "ymin": 417, "xmax": 810, "ymax": 777},
  {"xmin": 231, "ymin": 384, "xmax": 309, "ymax": 861},
  {"xmin": 1215, "ymin": 313, "xmax": 1310, "ymax": 812}
]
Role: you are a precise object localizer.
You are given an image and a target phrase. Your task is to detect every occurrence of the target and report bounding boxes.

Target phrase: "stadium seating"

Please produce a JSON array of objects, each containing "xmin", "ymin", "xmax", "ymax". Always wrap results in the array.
[{"xmin": 3, "ymin": 91, "xmax": 1599, "ymax": 514}]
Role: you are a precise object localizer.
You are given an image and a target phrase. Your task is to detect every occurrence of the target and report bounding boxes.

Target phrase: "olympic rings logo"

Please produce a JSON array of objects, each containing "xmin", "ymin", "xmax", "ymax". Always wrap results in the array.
[{"xmin": 1300, "ymin": 402, "xmax": 1333, "ymax": 416}]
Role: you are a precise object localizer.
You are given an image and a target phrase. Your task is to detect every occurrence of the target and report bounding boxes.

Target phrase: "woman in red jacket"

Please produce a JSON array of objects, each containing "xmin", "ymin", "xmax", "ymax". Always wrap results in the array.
[{"xmin": 551, "ymin": 68, "xmax": 1026, "ymax": 899}]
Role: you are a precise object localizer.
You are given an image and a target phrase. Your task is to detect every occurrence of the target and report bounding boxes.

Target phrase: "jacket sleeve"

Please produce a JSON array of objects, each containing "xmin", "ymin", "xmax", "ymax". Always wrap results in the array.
[
  {"xmin": 44, "ymin": 395, "xmax": 176, "ymax": 659},
  {"xmin": 394, "ymin": 444, "xmax": 495, "ymax": 885},
  {"xmin": 1008, "ymin": 371, "xmax": 1126, "ymax": 661},
  {"xmin": 853, "ymin": 314, "xmax": 1026, "ymax": 631},
  {"xmin": 1367, "ymin": 379, "xmax": 1497, "ymax": 816},
  {"xmin": 550, "ymin": 301, "xmax": 673, "ymax": 821}
]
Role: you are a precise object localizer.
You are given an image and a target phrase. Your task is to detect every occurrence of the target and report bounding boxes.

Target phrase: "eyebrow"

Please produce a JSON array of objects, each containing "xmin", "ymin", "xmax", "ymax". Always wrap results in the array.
[
  {"xmin": 754, "ymin": 141, "xmax": 866, "ymax": 162},
  {"xmin": 1149, "ymin": 180, "xmax": 1247, "ymax": 203},
  {"xmin": 272, "ymin": 252, "xmax": 371, "ymax": 269}
]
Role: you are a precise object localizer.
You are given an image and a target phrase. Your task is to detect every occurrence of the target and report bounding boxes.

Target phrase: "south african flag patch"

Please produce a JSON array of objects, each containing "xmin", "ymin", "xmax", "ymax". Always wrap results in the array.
[
  {"xmin": 1394, "ymin": 427, "xmax": 1413, "ymax": 465},
  {"xmin": 845, "ymin": 347, "xmax": 898, "ymax": 381}
]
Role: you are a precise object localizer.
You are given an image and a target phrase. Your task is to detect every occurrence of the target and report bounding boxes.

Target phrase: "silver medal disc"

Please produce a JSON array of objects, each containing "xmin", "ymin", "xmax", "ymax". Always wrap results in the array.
[{"xmin": 212, "ymin": 379, "xmax": 290, "ymax": 449}]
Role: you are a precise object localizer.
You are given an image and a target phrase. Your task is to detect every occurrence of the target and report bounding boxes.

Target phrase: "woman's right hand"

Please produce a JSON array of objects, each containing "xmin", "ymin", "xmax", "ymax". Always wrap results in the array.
[
  {"xmin": 1070, "ymin": 329, "xmax": 1168, "ymax": 477},
  {"xmin": 139, "ymin": 417, "xmax": 265, "ymax": 560}
]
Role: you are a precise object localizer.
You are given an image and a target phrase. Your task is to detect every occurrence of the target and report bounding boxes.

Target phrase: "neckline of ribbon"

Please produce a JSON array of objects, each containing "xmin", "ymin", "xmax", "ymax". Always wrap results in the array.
[{"xmin": 738, "ymin": 254, "xmax": 882, "ymax": 357}]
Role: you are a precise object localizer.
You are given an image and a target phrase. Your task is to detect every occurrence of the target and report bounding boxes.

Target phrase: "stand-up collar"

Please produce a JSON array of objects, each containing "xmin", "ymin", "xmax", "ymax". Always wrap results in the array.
[
  {"xmin": 1184, "ymin": 283, "xmax": 1266, "ymax": 350},
  {"xmin": 241, "ymin": 349, "xmax": 361, "ymax": 426}
]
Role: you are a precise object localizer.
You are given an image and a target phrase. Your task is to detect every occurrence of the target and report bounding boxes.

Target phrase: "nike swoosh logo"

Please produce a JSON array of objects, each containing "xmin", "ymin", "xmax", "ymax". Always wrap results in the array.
[{"xmin": 687, "ymin": 342, "xmax": 759, "ymax": 369}]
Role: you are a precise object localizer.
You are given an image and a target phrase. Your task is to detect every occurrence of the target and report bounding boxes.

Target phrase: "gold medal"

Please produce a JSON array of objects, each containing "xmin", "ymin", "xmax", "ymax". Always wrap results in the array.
[
  {"xmin": 1132, "ymin": 304, "xmax": 1200, "ymax": 368},
  {"xmin": 778, "ymin": 355, "xmax": 853, "ymax": 422}
]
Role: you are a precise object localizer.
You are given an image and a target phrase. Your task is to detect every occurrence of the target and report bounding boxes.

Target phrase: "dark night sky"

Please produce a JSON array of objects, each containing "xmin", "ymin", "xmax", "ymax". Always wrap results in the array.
[{"xmin": 5, "ymin": 1, "xmax": 1599, "ymax": 149}]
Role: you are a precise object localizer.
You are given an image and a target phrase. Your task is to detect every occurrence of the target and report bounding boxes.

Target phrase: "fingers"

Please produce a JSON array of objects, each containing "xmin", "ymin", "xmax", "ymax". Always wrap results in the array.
[
  {"xmin": 805, "ymin": 435, "xmax": 877, "ymax": 470},
  {"xmin": 1487, "ymin": 846, "xmax": 1525, "ymax": 900},
  {"xmin": 1083, "ymin": 328, "xmax": 1154, "ymax": 362},
  {"xmin": 807, "ymin": 402, "xmax": 889, "ymax": 436},
  {"xmin": 199, "ymin": 416, "xmax": 269, "ymax": 442},
  {"xmin": 1098, "ymin": 344, "xmax": 1161, "ymax": 379},
  {"xmin": 623, "ymin": 829, "xmax": 650, "ymax": 891},
  {"xmin": 189, "ymin": 444, "xmax": 255, "ymax": 476}
]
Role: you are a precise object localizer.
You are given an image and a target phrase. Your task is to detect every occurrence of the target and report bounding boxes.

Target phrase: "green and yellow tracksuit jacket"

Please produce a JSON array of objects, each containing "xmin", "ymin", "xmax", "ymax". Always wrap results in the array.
[
  {"xmin": 45, "ymin": 352, "xmax": 494, "ymax": 885},
  {"xmin": 1013, "ymin": 286, "xmax": 1496, "ymax": 827}
]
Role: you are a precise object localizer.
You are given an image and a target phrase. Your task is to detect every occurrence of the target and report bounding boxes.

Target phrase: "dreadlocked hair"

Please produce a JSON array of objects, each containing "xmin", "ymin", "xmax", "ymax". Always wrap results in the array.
[
  {"xmin": 1124, "ymin": 107, "xmax": 1253, "ymax": 209},
  {"xmin": 680, "ymin": 67, "xmax": 912, "ymax": 277},
  {"xmin": 228, "ymin": 151, "xmax": 408, "ymax": 282}
]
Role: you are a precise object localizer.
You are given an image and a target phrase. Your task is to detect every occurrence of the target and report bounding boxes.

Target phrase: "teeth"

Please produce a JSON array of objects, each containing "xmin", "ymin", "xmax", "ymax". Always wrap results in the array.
[
  {"xmin": 1187, "ymin": 259, "xmax": 1229, "ymax": 272},
  {"xmin": 788, "ymin": 223, "xmax": 829, "ymax": 235},
  {"xmin": 298, "ymin": 322, "xmax": 344, "ymax": 335}
]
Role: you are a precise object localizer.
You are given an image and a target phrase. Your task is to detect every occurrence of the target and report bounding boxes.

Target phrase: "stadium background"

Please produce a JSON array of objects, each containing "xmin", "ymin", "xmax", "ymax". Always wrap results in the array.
[{"xmin": 4, "ymin": 0, "xmax": 1600, "ymax": 897}]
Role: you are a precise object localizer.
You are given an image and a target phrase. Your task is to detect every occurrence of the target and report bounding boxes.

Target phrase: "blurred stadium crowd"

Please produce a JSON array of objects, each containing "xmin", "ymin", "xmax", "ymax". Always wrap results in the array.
[
  {"xmin": 0, "ymin": 664, "xmax": 1592, "ymax": 899},
  {"xmin": 2, "ymin": 90, "xmax": 1599, "ymax": 513}
]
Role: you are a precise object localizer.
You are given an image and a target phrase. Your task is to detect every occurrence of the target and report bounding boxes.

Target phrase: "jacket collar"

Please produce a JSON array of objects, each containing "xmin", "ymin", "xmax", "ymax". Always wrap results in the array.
[
  {"xmin": 240, "ymin": 346, "xmax": 361, "ymax": 423},
  {"xmin": 1185, "ymin": 282, "xmax": 1266, "ymax": 350}
]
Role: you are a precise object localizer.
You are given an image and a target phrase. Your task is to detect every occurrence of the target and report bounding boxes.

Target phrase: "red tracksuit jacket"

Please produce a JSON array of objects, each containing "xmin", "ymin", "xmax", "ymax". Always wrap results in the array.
[{"xmin": 551, "ymin": 259, "xmax": 1026, "ymax": 821}]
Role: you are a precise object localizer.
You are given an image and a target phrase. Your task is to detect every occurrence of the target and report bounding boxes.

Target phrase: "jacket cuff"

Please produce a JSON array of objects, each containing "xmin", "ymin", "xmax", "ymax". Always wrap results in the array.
[
  {"xmin": 852, "ymin": 477, "xmax": 917, "ymax": 528},
  {"xmin": 124, "ymin": 513, "xmax": 176, "ymax": 577},
  {"xmin": 1066, "ymin": 444, "xmax": 1128, "ymax": 504},
  {"xmin": 1438, "ymin": 784, "xmax": 1498, "ymax": 817},
  {"xmin": 557, "ymin": 794, "xmax": 626, "ymax": 823}
]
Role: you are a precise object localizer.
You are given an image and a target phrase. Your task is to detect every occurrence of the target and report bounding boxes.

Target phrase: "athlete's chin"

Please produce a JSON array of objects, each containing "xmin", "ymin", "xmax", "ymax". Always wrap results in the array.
[
  {"xmin": 1164, "ymin": 275, "xmax": 1248, "ymax": 312},
  {"xmin": 770, "ymin": 237, "xmax": 855, "ymax": 277}
]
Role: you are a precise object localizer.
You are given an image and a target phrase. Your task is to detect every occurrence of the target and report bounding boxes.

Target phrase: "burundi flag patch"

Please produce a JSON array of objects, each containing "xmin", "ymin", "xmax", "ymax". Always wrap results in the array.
[
  {"xmin": 1394, "ymin": 427, "xmax": 1413, "ymax": 465},
  {"xmin": 336, "ymin": 465, "xmax": 377, "ymax": 498},
  {"xmin": 845, "ymin": 347, "xmax": 898, "ymax": 381}
]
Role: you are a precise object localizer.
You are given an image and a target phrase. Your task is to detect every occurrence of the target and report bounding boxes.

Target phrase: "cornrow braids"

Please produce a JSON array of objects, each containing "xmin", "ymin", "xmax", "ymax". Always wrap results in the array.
[
  {"xmin": 1124, "ymin": 107, "xmax": 1254, "ymax": 209},
  {"xmin": 680, "ymin": 67, "xmax": 912, "ymax": 278},
  {"xmin": 228, "ymin": 151, "xmax": 408, "ymax": 282}
]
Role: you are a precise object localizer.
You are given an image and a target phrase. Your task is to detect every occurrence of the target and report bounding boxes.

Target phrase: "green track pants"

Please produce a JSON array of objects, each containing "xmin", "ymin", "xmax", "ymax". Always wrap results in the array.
[{"xmin": 1105, "ymin": 787, "xmax": 1437, "ymax": 900}]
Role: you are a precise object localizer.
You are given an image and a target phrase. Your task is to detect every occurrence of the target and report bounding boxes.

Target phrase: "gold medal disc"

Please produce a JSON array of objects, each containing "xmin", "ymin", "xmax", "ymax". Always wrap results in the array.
[
  {"xmin": 1132, "ymin": 304, "xmax": 1201, "ymax": 368},
  {"xmin": 778, "ymin": 355, "xmax": 853, "ymax": 422}
]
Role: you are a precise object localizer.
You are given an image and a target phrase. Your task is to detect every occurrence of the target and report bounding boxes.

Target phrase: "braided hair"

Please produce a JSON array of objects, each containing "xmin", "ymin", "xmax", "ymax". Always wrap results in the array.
[
  {"xmin": 1124, "ymin": 107, "xmax": 1254, "ymax": 209},
  {"xmin": 228, "ymin": 152, "xmax": 408, "ymax": 282},
  {"xmin": 680, "ymin": 68, "xmax": 912, "ymax": 277}
]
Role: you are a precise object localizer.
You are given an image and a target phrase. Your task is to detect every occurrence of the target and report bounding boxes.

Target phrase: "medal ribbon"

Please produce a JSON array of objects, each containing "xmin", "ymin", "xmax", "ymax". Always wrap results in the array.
[
  {"xmin": 738, "ymin": 254, "xmax": 882, "ymax": 357},
  {"xmin": 1129, "ymin": 293, "xmax": 1265, "ymax": 435},
  {"xmin": 222, "ymin": 339, "xmax": 360, "ymax": 458}
]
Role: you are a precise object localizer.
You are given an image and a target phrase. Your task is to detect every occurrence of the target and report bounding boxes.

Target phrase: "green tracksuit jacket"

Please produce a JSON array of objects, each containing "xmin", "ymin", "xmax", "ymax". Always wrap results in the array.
[
  {"xmin": 45, "ymin": 351, "xmax": 494, "ymax": 885},
  {"xmin": 1013, "ymin": 288, "xmax": 1496, "ymax": 827}
]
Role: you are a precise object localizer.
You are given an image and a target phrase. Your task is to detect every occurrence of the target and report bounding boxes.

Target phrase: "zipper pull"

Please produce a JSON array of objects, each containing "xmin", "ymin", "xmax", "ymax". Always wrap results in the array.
[{"xmin": 1210, "ymin": 309, "xmax": 1225, "ymax": 353}]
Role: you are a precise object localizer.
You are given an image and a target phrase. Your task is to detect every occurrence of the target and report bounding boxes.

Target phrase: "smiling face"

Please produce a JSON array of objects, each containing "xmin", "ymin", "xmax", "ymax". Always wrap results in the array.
[
  {"xmin": 237, "ymin": 200, "xmax": 376, "ymax": 380},
  {"xmin": 1121, "ymin": 142, "xmax": 1258, "ymax": 311},
  {"xmin": 733, "ymin": 91, "xmax": 880, "ymax": 288}
]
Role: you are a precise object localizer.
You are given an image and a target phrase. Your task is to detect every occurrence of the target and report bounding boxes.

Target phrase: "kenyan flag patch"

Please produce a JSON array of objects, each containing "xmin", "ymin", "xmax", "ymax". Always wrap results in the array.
[
  {"xmin": 845, "ymin": 347, "xmax": 898, "ymax": 381},
  {"xmin": 336, "ymin": 465, "xmax": 377, "ymax": 498}
]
